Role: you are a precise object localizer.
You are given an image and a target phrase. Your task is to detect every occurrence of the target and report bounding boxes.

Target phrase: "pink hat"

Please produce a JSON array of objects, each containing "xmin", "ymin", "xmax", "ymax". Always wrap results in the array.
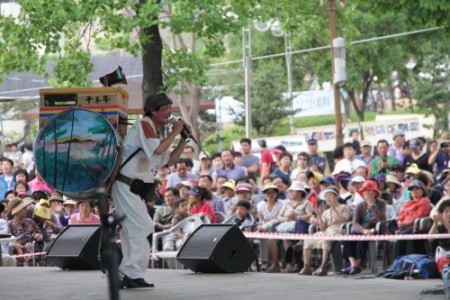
[
  {"xmin": 235, "ymin": 183, "xmax": 252, "ymax": 193},
  {"xmin": 271, "ymin": 148, "xmax": 283, "ymax": 154}
]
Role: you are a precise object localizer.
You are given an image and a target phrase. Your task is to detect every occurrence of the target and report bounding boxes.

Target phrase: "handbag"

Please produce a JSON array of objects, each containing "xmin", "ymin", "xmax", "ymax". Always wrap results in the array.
[{"xmin": 275, "ymin": 221, "xmax": 296, "ymax": 233}]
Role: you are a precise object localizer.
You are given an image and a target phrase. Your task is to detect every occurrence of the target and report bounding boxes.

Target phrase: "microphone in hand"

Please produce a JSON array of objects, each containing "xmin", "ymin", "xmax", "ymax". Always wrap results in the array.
[{"xmin": 169, "ymin": 116, "xmax": 191, "ymax": 140}]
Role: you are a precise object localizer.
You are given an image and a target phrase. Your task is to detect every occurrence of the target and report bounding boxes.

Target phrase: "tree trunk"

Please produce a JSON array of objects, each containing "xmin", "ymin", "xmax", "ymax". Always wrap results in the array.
[
  {"xmin": 11, "ymin": 121, "xmax": 31, "ymax": 145},
  {"xmin": 348, "ymin": 89, "xmax": 364, "ymax": 122},
  {"xmin": 360, "ymin": 71, "xmax": 374, "ymax": 121},
  {"xmin": 388, "ymin": 83, "xmax": 396, "ymax": 112},
  {"xmin": 140, "ymin": 0, "xmax": 164, "ymax": 104}
]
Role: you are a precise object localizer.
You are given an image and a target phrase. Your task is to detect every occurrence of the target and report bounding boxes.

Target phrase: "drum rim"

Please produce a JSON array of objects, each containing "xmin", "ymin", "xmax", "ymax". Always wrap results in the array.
[{"xmin": 34, "ymin": 108, "xmax": 119, "ymax": 199}]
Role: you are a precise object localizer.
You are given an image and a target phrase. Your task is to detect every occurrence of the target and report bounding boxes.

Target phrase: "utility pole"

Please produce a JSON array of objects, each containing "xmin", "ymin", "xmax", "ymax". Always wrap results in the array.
[
  {"xmin": 328, "ymin": 0, "xmax": 344, "ymax": 146},
  {"xmin": 243, "ymin": 27, "xmax": 252, "ymax": 139}
]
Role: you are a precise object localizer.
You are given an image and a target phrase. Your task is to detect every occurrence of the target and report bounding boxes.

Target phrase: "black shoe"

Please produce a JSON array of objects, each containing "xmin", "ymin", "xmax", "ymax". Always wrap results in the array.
[
  {"xmin": 122, "ymin": 275, "xmax": 155, "ymax": 289},
  {"xmin": 339, "ymin": 266, "xmax": 352, "ymax": 275},
  {"xmin": 349, "ymin": 266, "xmax": 362, "ymax": 275}
]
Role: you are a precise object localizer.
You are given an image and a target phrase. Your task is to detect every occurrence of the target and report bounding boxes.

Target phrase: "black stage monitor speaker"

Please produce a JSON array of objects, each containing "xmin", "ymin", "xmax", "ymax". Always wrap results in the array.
[
  {"xmin": 46, "ymin": 224, "xmax": 102, "ymax": 270},
  {"xmin": 177, "ymin": 224, "xmax": 257, "ymax": 273}
]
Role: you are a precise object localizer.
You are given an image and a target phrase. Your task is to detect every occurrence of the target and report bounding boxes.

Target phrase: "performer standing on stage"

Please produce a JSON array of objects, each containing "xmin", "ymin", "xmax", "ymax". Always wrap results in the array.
[{"xmin": 111, "ymin": 93, "xmax": 188, "ymax": 288}]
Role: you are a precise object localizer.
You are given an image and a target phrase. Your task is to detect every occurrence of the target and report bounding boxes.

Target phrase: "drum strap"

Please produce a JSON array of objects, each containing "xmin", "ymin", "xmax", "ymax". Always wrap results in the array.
[{"xmin": 118, "ymin": 147, "xmax": 142, "ymax": 172}]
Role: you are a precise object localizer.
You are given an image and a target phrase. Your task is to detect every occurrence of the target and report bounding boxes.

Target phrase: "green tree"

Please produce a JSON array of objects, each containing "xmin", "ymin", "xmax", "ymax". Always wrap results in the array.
[
  {"xmin": 0, "ymin": 0, "xmax": 257, "ymax": 139},
  {"xmin": 408, "ymin": 36, "xmax": 450, "ymax": 137}
]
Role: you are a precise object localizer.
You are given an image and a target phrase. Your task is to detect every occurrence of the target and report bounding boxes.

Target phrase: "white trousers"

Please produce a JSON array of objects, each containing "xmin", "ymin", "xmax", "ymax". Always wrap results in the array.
[{"xmin": 112, "ymin": 181, "xmax": 154, "ymax": 279}]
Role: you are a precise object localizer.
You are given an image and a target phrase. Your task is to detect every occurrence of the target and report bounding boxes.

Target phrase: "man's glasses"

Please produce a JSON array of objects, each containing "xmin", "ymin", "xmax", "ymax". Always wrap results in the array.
[{"xmin": 298, "ymin": 157, "xmax": 308, "ymax": 161}]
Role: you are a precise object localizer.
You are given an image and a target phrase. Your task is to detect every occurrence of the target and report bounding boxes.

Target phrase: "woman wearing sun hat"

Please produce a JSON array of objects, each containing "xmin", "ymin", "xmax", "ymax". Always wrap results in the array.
[
  {"xmin": 268, "ymin": 181, "xmax": 313, "ymax": 273},
  {"xmin": 7, "ymin": 197, "xmax": 42, "ymax": 266},
  {"xmin": 341, "ymin": 180, "xmax": 386, "ymax": 275},
  {"xmin": 257, "ymin": 183, "xmax": 284, "ymax": 271},
  {"xmin": 396, "ymin": 179, "xmax": 432, "ymax": 255},
  {"xmin": 300, "ymin": 185, "xmax": 350, "ymax": 276}
]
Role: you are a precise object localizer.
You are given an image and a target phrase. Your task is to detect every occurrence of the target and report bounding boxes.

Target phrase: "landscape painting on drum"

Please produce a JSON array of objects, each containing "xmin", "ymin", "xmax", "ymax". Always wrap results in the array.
[{"xmin": 34, "ymin": 108, "xmax": 118, "ymax": 198}]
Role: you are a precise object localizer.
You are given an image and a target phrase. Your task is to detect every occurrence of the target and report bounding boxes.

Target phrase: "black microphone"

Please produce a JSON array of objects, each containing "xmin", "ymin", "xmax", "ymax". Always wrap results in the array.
[{"xmin": 168, "ymin": 116, "xmax": 191, "ymax": 140}]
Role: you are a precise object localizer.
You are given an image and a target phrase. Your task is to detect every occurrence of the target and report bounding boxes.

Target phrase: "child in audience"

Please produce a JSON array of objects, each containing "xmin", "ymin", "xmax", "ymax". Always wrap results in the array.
[
  {"xmin": 233, "ymin": 200, "xmax": 254, "ymax": 229},
  {"xmin": 162, "ymin": 197, "xmax": 190, "ymax": 269}
]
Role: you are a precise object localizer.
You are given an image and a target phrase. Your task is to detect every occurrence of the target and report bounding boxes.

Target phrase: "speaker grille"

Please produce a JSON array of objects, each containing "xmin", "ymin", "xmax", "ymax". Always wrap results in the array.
[
  {"xmin": 47, "ymin": 225, "xmax": 99, "ymax": 256},
  {"xmin": 177, "ymin": 224, "xmax": 257, "ymax": 273},
  {"xmin": 179, "ymin": 225, "xmax": 231, "ymax": 259}
]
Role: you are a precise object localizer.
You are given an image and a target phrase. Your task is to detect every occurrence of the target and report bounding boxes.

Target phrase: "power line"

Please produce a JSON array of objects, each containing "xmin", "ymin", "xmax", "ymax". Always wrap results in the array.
[
  {"xmin": 211, "ymin": 26, "xmax": 445, "ymax": 66},
  {"xmin": 0, "ymin": 26, "xmax": 444, "ymax": 96}
]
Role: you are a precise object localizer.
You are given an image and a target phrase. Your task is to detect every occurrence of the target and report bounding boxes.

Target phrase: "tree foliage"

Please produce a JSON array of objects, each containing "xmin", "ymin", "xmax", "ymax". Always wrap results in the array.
[{"xmin": 408, "ymin": 34, "xmax": 450, "ymax": 137}]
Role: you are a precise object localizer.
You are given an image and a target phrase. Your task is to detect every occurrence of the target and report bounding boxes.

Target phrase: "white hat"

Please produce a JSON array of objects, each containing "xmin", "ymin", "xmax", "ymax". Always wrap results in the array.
[
  {"xmin": 288, "ymin": 181, "xmax": 311, "ymax": 193},
  {"xmin": 350, "ymin": 176, "xmax": 365, "ymax": 185}
]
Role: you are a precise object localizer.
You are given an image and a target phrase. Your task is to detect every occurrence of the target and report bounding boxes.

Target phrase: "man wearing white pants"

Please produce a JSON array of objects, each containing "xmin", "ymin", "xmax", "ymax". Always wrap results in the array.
[{"xmin": 111, "ymin": 93, "xmax": 187, "ymax": 288}]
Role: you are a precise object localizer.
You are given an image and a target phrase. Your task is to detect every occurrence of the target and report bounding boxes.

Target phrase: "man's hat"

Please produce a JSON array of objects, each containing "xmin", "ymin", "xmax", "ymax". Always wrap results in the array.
[
  {"xmin": 307, "ymin": 139, "xmax": 318, "ymax": 145},
  {"xmin": 143, "ymin": 93, "xmax": 173, "ymax": 112},
  {"xmin": 119, "ymin": 115, "xmax": 133, "ymax": 125}
]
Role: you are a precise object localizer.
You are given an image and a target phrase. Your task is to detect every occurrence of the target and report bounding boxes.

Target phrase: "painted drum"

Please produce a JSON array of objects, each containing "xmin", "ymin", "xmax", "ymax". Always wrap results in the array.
[{"xmin": 34, "ymin": 108, "xmax": 118, "ymax": 199}]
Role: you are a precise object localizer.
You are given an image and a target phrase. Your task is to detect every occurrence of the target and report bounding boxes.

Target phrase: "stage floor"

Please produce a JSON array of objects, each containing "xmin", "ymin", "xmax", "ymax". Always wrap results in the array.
[{"xmin": 0, "ymin": 267, "xmax": 444, "ymax": 300}]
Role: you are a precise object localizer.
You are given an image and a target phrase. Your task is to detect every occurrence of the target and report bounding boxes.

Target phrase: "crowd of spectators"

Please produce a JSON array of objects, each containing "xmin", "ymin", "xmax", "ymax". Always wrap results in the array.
[
  {"xmin": 151, "ymin": 131, "xmax": 450, "ymax": 274},
  {"xmin": 0, "ymin": 143, "xmax": 101, "ymax": 266},
  {"xmin": 2, "ymin": 129, "xmax": 450, "ymax": 274}
]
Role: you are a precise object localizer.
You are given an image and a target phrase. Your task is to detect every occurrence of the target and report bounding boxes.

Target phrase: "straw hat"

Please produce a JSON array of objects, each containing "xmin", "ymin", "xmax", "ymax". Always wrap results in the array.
[
  {"xmin": 262, "ymin": 183, "xmax": 279, "ymax": 193},
  {"xmin": 48, "ymin": 192, "xmax": 64, "ymax": 203},
  {"xmin": 405, "ymin": 163, "xmax": 421, "ymax": 175},
  {"xmin": 11, "ymin": 199, "xmax": 34, "ymax": 216},
  {"xmin": 63, "ymin": 199, "xmax": 78, "ymax": 206},
  {"xmin": 386, "ymin": 174, "xmax": 401, "ymax": 189}
]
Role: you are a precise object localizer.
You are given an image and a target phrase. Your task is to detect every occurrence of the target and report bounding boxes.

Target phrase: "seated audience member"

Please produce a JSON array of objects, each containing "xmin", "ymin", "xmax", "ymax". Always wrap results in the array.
[
  {"xmin": 272, "ymin": 175, "xmax": 291, "ymax": 201},
  {"xmin": 299, "ymin": 186, "xmax": 350, "ymax": 276},
  {"xmin": 372, "ymin": 173, "xmax": 393, "ymax": 205},
  {"xmin": 32, "ymin": 201, "xmax": 62, "ymax": 249},
  {"xmin": 220, "ymin": 179, "xmax": 235, "ymax": 213},
  {"xmin": 429, "ymin": 199, "xmax": 450, "ymax": 271},
  {"xmin": 345, "ymin": 176, "xmax": 365, "ymax": 209},
  {"xmin": 165, "ymin": 158, "xmax": 199, "ymax": 189},
  {"xmin": 154, "ymin": 187, "xmax": 178, "ymax": 232},
  {"xmin": 14, "ymin": 168, "xmax": 29, "ymax": 182},
  {"xmin": 48, "ymin": 192, "xmax": 64, "ymax": 218},
  {"xmin": 341, "ymin": 180, "xmax": 386, "ymax": 275},
  {"xmin": 186, "ymin": 186, "xmax": 217, "ymax": 223},
  {"xmin": 28, "ymin": 168, "xmax": 54, "ymax": 194},
  {"xmin": 4, "ymin": 190, "xmax": 17, "ymax": 203},
  {"xmin": 14, "ymin": 181, "xmax": 30, "ymax": 196},
  {"xmin": 396, "ymin": 180, "xmax": 432, "ymax": 255},
  {"xmin": 0, "ymin": 202, "xmax": 16, "ymax": 266},
  {"xmin": 8, "ymin": 198, "xmax": 42, "ymax": 266},
  {"xmin": 270, "ymin": 152, "xmax": 293, "ymax": 182},
  {"xmin": 198, "ymin": 175, "xmax": 226, "ymax": 217},
  {"xmin": 268, "ymin": 181, "xmax": 313, "ymax": 273},
  {"xmin": 214, "ymin": 175, "xmax": 228, "ymax": 195},
  {"xmin": 60, "ymin": 199, "xmax": 77, "ymax": 227},
  {"xmin": 257, "ymin": 183, "xmax": 284, "ymax": 271},
  {"xmin": 306, "ymin": 171, "xmax": 323, "ymax": 208},
  {"xmin": 232, "ymin": 200, "xmax": 254, "ymax": 229},
  {"xmin": 69, "ymin": 201, "xmax": 100, "ymax": 224},
  {"xmin": 291, "ymin": 152, "xmax": 310, "ymax": 182},
  {"xmin": 162, "ymin": 197, "xmax": 190, "ymax": 269},
  {"xmin": 227, "ymin": 183, "xmax": 258, "ymax": 219},
  {"xmin": 386, "ymin": 174, "xmax": 402, "ymax": 205},
  {"xmin": 175, "ymin": 180, "xmax": 194, "ymax": 199},
  {"xmin": 197, "ymin": 152, "xmax": 213, "ymax": 177}
]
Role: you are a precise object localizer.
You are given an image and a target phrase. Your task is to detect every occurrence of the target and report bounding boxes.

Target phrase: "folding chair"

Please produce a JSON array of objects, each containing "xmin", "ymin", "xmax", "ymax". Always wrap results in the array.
[{"xmin": 151, "ymin": 216, "xmax": 203, "ymax": 268}]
